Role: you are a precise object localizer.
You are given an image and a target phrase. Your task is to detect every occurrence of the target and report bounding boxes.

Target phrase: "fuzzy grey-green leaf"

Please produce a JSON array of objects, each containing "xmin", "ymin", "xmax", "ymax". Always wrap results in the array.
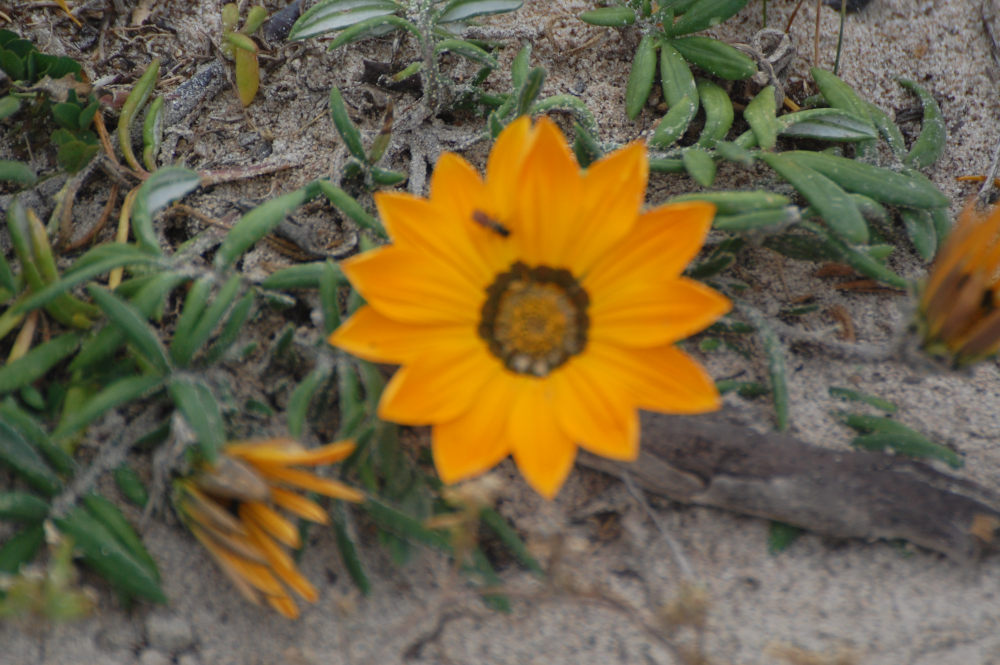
[
  {"xmin": 762, "ymin": 152, "xmax": 868, "ymax": 244},
  {"xmin": 436, "ymin": 0, "xmax": 521, "ymax": 23},
  {"xmin": 651, "ymin": 95, "xmax": 696, "ymax": 148},
  {"xmin": 289, "ymin": 0, "xmax": 401, "ymax": 40},
  {"xmin": 626, "ymin": 34, "xmax": 657, "ymax": 120},
  {"xmin": 660, "ymin": 42, "xmax": 697, "ymax": 108},
  {"xmin": 898, "ymin": 78, "xmax": 946, "ymax": 170},
  {"xmin": 744, "ymin": 85, "xmax": 778, "ymax": 150},
  {"xmin": 695, "ymin": 78, "xmax": 733, "ymax": 146},
  {"xmin": 779, "ymin": 151, "xmax": 949, "ymax": 209}
]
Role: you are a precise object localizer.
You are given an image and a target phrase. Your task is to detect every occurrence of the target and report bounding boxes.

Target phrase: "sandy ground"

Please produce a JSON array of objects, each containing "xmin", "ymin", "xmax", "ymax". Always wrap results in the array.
[{"xmin": 4, "ymin": 0, "xmax": 1000, "ymax": 663}]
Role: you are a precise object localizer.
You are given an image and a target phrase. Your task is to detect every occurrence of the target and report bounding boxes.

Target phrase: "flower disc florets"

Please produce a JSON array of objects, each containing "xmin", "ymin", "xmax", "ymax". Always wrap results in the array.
[{"xmin": 480, "ymin": 261, "xmax": 589, "ymax": 376}]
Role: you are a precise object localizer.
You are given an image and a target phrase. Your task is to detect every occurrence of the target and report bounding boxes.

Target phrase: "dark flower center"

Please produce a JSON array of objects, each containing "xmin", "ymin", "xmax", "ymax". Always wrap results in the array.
[{"xmin": 479, "ymin": 262, "xmax": 589, "ymax": 376}]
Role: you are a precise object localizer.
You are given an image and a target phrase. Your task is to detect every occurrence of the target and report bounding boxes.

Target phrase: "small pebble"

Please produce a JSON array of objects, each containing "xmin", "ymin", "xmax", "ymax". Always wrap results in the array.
[
  {"xmin": 145, "ymin": 612, "xmax": 195, "ymax": 654},
  {"xmin": 178, "ymin": 654, "xmax": 202, "ymax": 665},
  {"xmin": 138, "ymin": 649, "xmax": 171, "ymax": 665}
]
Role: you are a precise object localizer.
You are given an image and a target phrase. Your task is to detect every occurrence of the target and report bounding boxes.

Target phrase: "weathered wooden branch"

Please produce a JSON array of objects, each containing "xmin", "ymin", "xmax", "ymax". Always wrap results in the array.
[{"xmin": 577, "ymin": 411, "xmax": 1000, "ymax": 562}]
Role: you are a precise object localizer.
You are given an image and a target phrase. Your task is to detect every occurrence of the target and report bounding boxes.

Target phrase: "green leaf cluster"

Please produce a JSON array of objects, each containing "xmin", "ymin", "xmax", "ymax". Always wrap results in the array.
[
  {"xmin": 579, "ymin": 1, "xmax": 755, "ymax": 120},
  {"xmin": 0, "ymin": 30, "xmax": 100, "ymax": 173}
]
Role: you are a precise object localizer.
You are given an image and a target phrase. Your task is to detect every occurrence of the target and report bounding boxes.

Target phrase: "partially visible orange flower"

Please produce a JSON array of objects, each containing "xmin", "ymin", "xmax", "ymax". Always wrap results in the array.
[
  {"xmin": 921, "ymin": 203, "xmax": 1000, "ymax": 364},
  {"xmin": 329, "ymin": 116, "xmax": 730, "ymax": 499},
  {"xmin": 177, "ymin": 438, "xmax": 362, "ymax": 619}
]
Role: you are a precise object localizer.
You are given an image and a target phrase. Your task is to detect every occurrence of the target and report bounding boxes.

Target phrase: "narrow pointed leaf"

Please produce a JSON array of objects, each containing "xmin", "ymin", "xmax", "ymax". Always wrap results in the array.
[
  {"xmin": 899, "ymin": 207, "xmax": 937, "ymax": 261},
  {"xmin": 625, "ymin": 34, "xmax": 657, "ymax": 120},
  {"xmin": 810, "ymin": 68, "xmax": 872, "ymax": 127},
  {"xmin": 214, "ymin": 185, "xmax": 316, "ymax": 269},
  {"xmin": 53, "ymin": 374, "xmax": 164, "ymax": 441},
  {"xmin": 670, "ymin": 36, "xmax": 755, "ymax": 80},
  {"xmin": 898, "ymin": 78, "xmax": 946, "ymax": 169},
  {"xmin": 660, "ymin": 41, "xmax": 697, "ymax": 108},
  {"xmin": 669, "ymin": 0, "xmax": 749, "ymax": 35},
  {"xmin": 762, "ymin": 153, "xmax": 868, "ymax": 244},
  {"xmin": 329, "ymin": 87, "xmax": 366, "ymax": 161},
  {"xmin": 436, "ymin": 0, "xmax": 521, "ymax": 23},
  {"xmin": 434, "ymin": 39, "xmax": 498, "ymax": 68},
  {"xmin": 0, "ymin": 160, "xmax": 36, "ymax": 185},
  {"xmin": 0, "ymin": 525, "xmax": 44, "ymax": 574},
  {"xmin": 168, "ymin": 376, "xmax": 226, "ymax": 459},
  {"xmin": 650, "ymin": 95, "xmax": 696, "ymax": 148},
  {"xmin": 0, "ymin": 420, "xmax": 61, "ymax": 496},
  {"xmin": 0, "ymin": 333, "xmax": 79, "ymax": 394},
  {"xmin": 131, "ymin": 167, "xmax": 201, "ymax": 253},
  {"xmin": 579, "ymin": 6, "xmax": 636, "ymax": 26},
  {"xmin": 0, "ymin": 491, "xmax": 49, "ymax": 523},
  {"xmin": 696, "ymin": 78, "xmax": 733, "ymax": 146},
  {"xmin": 87, "ymin": 284, "xmax": 170, "ymax": 374},
  {"xmin": 56, "ymin": 507, "xmax": 166, "ymax": 602},
  {"xmin": 681, "ymin": 146, "xmax": 716, "ymax": 186},
  {"xmin": 779, "ymin": 151, "xmax": 948, "ymax": 209},
  {"xmin": 289, "ymin": 0, "xmax": 401, "ymax": 40},
  {"xmin": 325, "ymin": 15, "xmax": 418, "ymax": 50},
  {"xmin": 744, "ymin": 85, "xmax": 778, "ymax": 150}
]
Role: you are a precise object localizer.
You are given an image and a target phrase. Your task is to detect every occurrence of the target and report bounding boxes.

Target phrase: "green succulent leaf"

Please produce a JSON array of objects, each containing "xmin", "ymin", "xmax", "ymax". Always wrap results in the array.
[
  {"xmin": 898, "ymin": 78, "xmax": 946, "ymax": 170},
  {"xmin": 0, "ymin": 421, "xmax": 61, "ymax": 496},
  {"xmin": 670, "ymin": 36, "xmax": 756, "ymax": 80},
  {"xmin": 289, "ymin": 0, "xmax": 401, "ymax": 41},
  {"xmin": 579, "ymin": 6, "xmax": 636, "ymax": 26},
  {"xmin": 436, "ymin": 0, "xmax": 522, "ymax": 23},
  {"xmin": 668, "ymin": 0, "xmax": 749, "ymax": 36},
  {"xmin": 56, "ymin": 507, "xmax": 166, "ymax": 603},
  {"xmin": 761, "ymin": 152, "xmax": 868, "ymax": 245},
  {"xmin": 625, "ymin": 34, "xmax": 657, "ymax": 120}
]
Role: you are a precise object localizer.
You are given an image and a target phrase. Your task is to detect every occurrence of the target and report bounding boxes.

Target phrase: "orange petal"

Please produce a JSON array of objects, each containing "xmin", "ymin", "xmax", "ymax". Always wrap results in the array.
[
  {"xmin": 192, "ymin": 521, "xmax": 287, "ymax": 597},
  {"xmin": 583, "ymin": 201, "xmax": 714, "ymax": 290},
  {"xmin": 188, "ymin": 523, "xmax": 262, "ymax": 605},
  {"xmin": 270, "ymin": 486, "xmax": 330, "ymax": 524},
  {"xmin": 430, "ymin": 152, "xmax": 486, "ymax": 212},
  {"xmin": 178, "ymin": 483, "xmax": 248, "ymax": 536},
  {"xmin": 271, "ymin": 560, "xmax": 319, "ymax": 604},
  {"xmin": 485, "ymin": 116, "xmax": 534, "ymax": 221},
  {"xmin": 244, "ymin": 519, "xmax": 318, "ymax": 604},
  {"xmin": 587, "ymin": 342, "xmax": 721, "ymax": 414},
  {"xmin": 243, "ymin": 516, "xmax": 296, "ymax": 572},
  {"xmin": 428, "ymin": 153, "xmax": 517, "ymax": 274},
  {"xmin": 254, "ymin": 465, "xmax": 365, "ymax": 503},
  {"xmin": 378, "ymin": 341, "xmax": 499, "ymax": 425},
  {"xmin": 511, "ymin": 117, "xmax": 584, "ymax": 265},
  {"xmin": 240, "ymin": 501, "xmax": 301, "ymax": 549},
  {"xmin": 234, "ymin": 440, "xmax": 355, "ymax": 467},
  {"xmin": 375, "ymin": 191, "xmax": 493, "ymax": 287},
  {"xmin": 267, "ymin": 594, "xmax": 300, "ymax": 619},
  {"xmin": 430, "ymin": 371, "xmax": 519, "ymax": 484},
  {"xmin": 329, "ymin": 306, "xmax": 476, "ymax": 365},
  {"xmin": 589, "ymin": 277, "xmax": 731, "ymax": 347},
  {"xmin": 562, "ymin": 141, "xmax": 648, "ymax": 274},
  {"xmin": 340, "ymin": 246, "xmax": 482, "ymax": 325},
  {"xmin": 190, "ymin": 517, "xmax": 270, "ymax": 565},
  {"xmin": 507, "ymin": 380, "xmax": 577, "ymax": 499},
  {"xmin": 550, "ymin": 361, "xmax": 639, "ymax": 461}
]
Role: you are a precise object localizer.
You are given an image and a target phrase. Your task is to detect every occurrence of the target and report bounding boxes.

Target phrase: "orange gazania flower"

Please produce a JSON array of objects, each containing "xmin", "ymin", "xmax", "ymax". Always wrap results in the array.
[
  {"xmin": 329, "ymin": 117, "xmax": 730, "ymax": 498},
  {"xmin": 921, "ymin": 203, "xmax": 1000, "ymax": 364},
  {"xmin": 177, "ymin": 438, "xmax": 362, "ymax": 618}
]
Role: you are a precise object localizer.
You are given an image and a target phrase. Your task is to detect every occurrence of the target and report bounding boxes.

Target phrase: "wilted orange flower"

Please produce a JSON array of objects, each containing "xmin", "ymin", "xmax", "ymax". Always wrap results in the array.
[
  {"xmin": 921, "ymin": 203, "xmax": 1000, "ymax": 364},
  {"xmin": 329, "ymin": 116, "xmax": 730, "ymax": 498},
  {"xmin": 177, "ymin": 438, "xmax": 362, "ymax": 618}
]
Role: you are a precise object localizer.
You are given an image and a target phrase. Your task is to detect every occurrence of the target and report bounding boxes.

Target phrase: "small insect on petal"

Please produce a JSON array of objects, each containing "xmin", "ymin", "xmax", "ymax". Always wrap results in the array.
[{"xmin": 472, "ymin": 209, "xmax": 511, "ymax": 237}]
